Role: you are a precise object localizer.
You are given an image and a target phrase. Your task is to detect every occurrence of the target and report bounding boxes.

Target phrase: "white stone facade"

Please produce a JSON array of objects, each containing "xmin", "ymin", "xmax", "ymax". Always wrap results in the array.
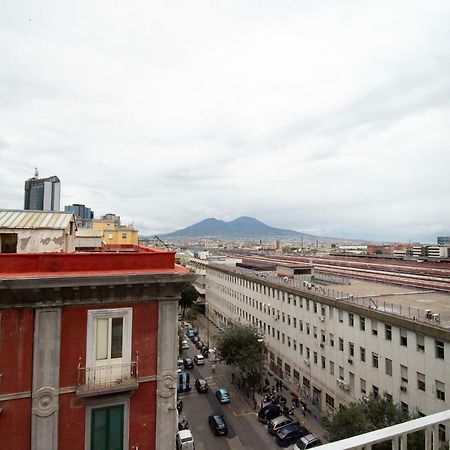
[{"xmin": 206, "ymin": 265, "xmax": 450, "ymax": 421}]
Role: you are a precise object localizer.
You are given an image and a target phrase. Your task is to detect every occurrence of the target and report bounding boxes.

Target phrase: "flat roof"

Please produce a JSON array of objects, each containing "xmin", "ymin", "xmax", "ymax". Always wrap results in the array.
[{"xmin": 0, "ymin": 246, "xmax": 188, "ymax": 279}]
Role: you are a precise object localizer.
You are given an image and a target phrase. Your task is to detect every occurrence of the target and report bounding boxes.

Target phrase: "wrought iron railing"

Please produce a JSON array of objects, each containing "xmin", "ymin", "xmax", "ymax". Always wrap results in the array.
[{"xmin": 77, "ymin": 361, "xmax": 139, "ymax": 394}]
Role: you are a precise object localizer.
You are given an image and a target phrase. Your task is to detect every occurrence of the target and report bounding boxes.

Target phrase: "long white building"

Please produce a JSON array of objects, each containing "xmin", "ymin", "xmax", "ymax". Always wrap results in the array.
[{"xmin": 206, "ymin": 263, "xmax": 450, "ymax": 437}]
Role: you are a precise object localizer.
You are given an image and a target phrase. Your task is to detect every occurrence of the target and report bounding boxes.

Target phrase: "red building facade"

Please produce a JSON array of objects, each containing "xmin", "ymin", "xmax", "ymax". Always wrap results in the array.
[{"xmin": 0, "ymin": 247, "xmax": 193, "ymax": 450}]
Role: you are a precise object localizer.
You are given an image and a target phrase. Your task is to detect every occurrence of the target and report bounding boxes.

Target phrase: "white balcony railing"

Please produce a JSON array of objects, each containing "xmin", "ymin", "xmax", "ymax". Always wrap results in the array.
[
  {"xmin": 77, "ymin": 361, "xmax": 138, "ymax": 396},
  {"xmin": 317, "ymin": 409, "xmax": 450, "ymax": 450}
]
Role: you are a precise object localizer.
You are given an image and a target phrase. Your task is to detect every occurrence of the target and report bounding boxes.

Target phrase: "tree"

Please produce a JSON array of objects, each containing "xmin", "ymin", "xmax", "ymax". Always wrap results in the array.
[
  {"xmin": 179, "ymin": 284, "xmax": 199, "ymax": 317},
  {"xmin": 326, "ymin": 393, "xmax": 424, "ymax": 449},
  {"xmin": 217, "ymin": 324, "xmax": 265, "ymax": 389}
]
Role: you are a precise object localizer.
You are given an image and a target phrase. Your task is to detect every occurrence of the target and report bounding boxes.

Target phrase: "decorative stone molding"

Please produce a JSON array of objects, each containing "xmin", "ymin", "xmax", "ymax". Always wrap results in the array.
[{"xmin": 32, "ymin": 386, "xmax": 58, "ymax": 418}]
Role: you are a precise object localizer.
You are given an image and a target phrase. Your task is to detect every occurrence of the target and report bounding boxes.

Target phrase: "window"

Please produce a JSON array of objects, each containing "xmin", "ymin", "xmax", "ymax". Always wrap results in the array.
[
  {"xmin": 300, "ymin": 344, "xmax": 303, "ymax": 355},
  {"xmin": 339, "ymin": 338, "xmax": 344, "ymax": 351},
  {"xmin": 313, "ymin": 352, "xmax": 318, "ymax": 364},
  {"xmin": 385, "ymin": 358, "xmax": 392, "ymax": 376},
  {"xmin": 306, "ymin": 324, "xmax": 310, "ymax": 335},
  {"xmin": 321, "ymin": 331, "xmax": 326, "ymax": 343},
  {"xmin": 121, "ymin": 233, "xmax": 127, "ymax": 239},
  {"xmin": 325, "ymin": 393, "xmax": 335, "ymax": 409},
  {"xmin": 303, "ymin": 377, "xmax": 310, "ymax": 389},
  {"xmin": 313, "ymin": 326, "xmax": 317, "ymax": 338},
  {"xmin": 400, "ymin": 329, "xmax": 408, "ymax": 346},
  {"xmin": 89, "ymin": 403, "xmax": 126, "ymax": 450},
  {"xmin": 321, "ymin": 356, "xmax": 326, "ymax": 369},
  {"xmin": 360, "ymin": 378, "xmax": 366, "ymax": 394},
  {"xmin": 436, "ymin": 380, "xmax": 445, "ymax": 401},
  {"xmin": 293, "ymin": 339, "xmax": 297, "ymax": 351},
  {"xmin": 0, "ymin": 233, "xmax": 18, "ymax": 253},
  {"xmin": 348, "ymin": 313, "xmax": 354, "ymax": 327},
  {"xmin": 338, "ymin": 310, "xmax": 343, "ymax": 323},
  {"xmin": 329, "ymin": 333, "xmax": 334, "ymax": 347},
  {"xmin": 87, "ymin": 308, "xmax": 132, "ymax": 373},
  {"xmin": 360, "ymin": 347, "xmax": 366, "ymax": 362},
  {"xmin": 293, "ymin": 317, "xmax": 297, "ymax": 328},
  {"xmin": 417, "ymin": 372, "xmax": 426, "ymax": 391},
  {"xmin": 416, "ymin": 334, "xmax": 425, "ymax": 352},
  {"xmin": 435, "ymin": 340, "xmax": 445, "ymax": 359},
  {"xmin": 282, "ymin": 312, "xmax": 285, "ymax": 323},
  {"xmin": 401, "ymin": 402, "xmax": 408, "ymax": 414},
  {"xmin": 371, "ymin": 320, "xmax": 378, "ymax": 336},
  {"xmin": 360, "ymin": 316, "xmax": 366, "ymax": 331},
  {"xmin": 339, "ymin": 366, "xmax": 344, "ymax": 380},
  {"xmin": 293, "ymin": 369, "xmax": 300, "ymax": 381},
  {"xmin": 385, "ymin": 324, "xmax": 392, "ymax": 341},
  {"xmin": 373, "ymin": 385, "xmax": 379, "ymax": 397},
  {"xmin": 329, "ymin": 360, "xmax": 334, "ymax": 375},
  {"xmin": 306, "ymin": 347, "xmax": 310, "ymax": 359},
  {"xmin": 285, "ymin": 363, "xmax": 291, "ymax": 375},
  {"xmin": 372, "ymin": 352, "xmax": 379, "ymax": 369},
  {"xmin": 349, "ymin": 342, "xmax": 354, "ymax": 357},
  {"xmin": 313, "ymin": 302, "xmax": 318, "ymax": 313},
  {"xmin": 277, "ymin": 330, "xmax": 280, "ymax": 340},
  {"xmin": 401, "ymin": 365, "xmax": 408, "ymax": 384}
]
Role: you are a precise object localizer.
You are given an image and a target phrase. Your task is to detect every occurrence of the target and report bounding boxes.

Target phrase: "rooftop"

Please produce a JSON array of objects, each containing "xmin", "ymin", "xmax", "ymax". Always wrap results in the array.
[
  {"xmin": 0, "ymin": 209, "xmax": 75, "ymax": 230},
  {"xmin": 0, "ymin": 245, "xmax": 187, "ymax": 279}
]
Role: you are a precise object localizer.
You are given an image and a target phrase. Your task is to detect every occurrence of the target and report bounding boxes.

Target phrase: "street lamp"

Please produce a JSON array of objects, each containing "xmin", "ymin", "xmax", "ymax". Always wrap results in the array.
[{"xmin": 257, "ymin": 337, "xmax": 265, "ymax": 405}]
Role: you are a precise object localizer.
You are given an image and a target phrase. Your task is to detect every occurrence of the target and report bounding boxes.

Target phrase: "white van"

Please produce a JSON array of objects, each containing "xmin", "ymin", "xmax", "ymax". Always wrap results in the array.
[
  {"xmin": 181, "ymin": 340, "xmax": 189, "ymax": 350},
  {"xmin": 176, "ymin": 429, "xmax": 195, "ymax": 450}
]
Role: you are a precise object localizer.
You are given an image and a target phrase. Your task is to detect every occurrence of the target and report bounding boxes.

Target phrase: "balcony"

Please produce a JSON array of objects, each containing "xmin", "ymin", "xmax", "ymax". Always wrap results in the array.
[
  {"xmin": 77, "ymin": 361, "xmax": 139, "ymax": 397},
  {"xmin": 317, "ymin": 408, "xmax": 450, "ymax": 450}
]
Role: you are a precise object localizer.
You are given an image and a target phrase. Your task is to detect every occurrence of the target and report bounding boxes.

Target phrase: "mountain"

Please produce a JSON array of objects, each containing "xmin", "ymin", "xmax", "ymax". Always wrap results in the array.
[{"xmin": 161, "ymin": 216, "xmax": 315, "ymax": 238}]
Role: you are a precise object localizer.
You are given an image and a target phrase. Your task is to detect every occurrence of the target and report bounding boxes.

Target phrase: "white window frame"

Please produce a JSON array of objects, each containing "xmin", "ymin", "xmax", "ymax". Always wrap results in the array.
[{"xmin": 86, "ymin": 308, "xmax": 133, "ymax": 368}]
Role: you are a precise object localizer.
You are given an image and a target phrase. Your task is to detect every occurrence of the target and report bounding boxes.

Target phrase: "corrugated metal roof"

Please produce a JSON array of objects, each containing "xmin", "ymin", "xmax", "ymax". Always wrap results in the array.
[{"xmin": 0, "ymin": 209, "xmax": 76, "ymax": 230}]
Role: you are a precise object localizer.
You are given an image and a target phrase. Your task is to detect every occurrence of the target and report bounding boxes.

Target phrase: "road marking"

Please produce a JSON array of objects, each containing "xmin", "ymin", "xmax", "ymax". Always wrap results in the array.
[{"xmin": 232, "ymin": 410, "xmax": 256, "ymax": 417}]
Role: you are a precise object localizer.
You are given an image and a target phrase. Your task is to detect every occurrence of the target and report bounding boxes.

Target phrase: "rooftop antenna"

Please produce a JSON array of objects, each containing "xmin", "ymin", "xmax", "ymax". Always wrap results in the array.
[
  {"xmin": 154, "ymin": 235, "xmax": 171, "ymax": 250},
  {"xmin": 34, "ymin": 167, "xmax": 39, "ymax": 178}
]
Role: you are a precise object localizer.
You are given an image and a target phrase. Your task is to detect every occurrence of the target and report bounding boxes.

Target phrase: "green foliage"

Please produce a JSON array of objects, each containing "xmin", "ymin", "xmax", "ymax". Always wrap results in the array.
[
  {"xmin": 327, "ymin": 393, "xmax": 425, "ymax": 449},
  {"xmin": 179, "ymin": 284, "xmax": 199, "ymax": 316},
  {"xmin": 217, "ymin": 324, "xmax": 265, "ymax": 381}
]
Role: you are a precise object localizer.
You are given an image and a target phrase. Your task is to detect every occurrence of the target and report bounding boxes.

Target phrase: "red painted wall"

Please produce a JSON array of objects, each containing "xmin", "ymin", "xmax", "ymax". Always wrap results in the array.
[
  {"xmin": 129, "ymin": 381, "xmax": 158, "ymax": 450},
  {"xmin": 0, "ymin": 398, "xmax": 32, "ymax": 450},
  {"xmin": 0, "ymin": 249, "xmax": 176, "ymax": 275},
  {"xmin": 0, "ymin": 309, "xmax": 33, "ymax": 394},
  {"xmin": 59, "ymin": 301, "xmax": 159, "ymax": 448},
  {"xmin": 58, "ymin": 393, "xmax": 85, "ymax": 450}
]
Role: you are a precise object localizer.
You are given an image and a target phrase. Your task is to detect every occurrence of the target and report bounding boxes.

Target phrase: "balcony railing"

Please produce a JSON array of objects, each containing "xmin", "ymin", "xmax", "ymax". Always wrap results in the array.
[
  {"xmin": 316, "ymin": 409, "xmax": 450, "ymax": 450},
  {"xmin": 77, "ymin": 361, "xmax": 139, "ymax": 397}
]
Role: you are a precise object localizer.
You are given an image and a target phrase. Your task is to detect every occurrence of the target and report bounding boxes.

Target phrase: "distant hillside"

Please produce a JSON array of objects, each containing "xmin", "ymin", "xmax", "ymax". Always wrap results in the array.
[{"xmin": 161, "ymin": 216, "xmax": 316, "ymax": 239}]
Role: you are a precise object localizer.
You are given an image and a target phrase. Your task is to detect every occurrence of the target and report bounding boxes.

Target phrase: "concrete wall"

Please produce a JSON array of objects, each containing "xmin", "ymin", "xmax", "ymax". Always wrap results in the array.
[{"xmin": 0, "ymin": 228, "xmax": 75, "ymax": 253}]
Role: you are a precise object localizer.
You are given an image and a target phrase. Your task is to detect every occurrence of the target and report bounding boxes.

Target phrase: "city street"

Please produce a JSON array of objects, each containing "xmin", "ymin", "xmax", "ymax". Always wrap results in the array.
[{"xmin": 178, "ymin": 340, "xmax": 279, "ymax": 450}]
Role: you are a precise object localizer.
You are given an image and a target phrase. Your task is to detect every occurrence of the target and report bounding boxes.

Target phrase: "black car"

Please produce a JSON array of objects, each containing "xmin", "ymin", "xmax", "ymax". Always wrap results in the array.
[
  {"xmin": 183, "ymin": 358, "xmax": 194, "ymax": 369},
  {"xmin": 258, "ymin": 403, "xmax": 283, "ymax": 424},
  {"xmin": 178, "ymin": 418, "xmax": 189, "ymax": 430},
  {"xmin": 195, "ymin": 378, "xmax": 209, "ymax": 393},
  {"xmin": 208, "ymin": 414, "xmax": 228, "ymax": 436},
  {"xmin": 275, "ymin": 424, "xmax": 309, "ymax": 448}
]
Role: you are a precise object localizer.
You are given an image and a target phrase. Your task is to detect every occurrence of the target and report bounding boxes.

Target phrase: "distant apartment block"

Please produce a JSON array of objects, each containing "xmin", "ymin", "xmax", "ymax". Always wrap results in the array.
[
  {"xmin": 438, "ymin": 237, "xmax": 450, "ymax": 246},
  {"xmin": 64, "ymin": 203, "xmax": 94, "ymax": 228},
  {"xmin": 412, "ymin": 245, "xmax": 449, "ymax": 259},
  {"xmin": 24, "ymin": 172, "xmax": 61, "ymax": 211},
  {"xmin": 93, "ymin": 214, "xmax": 138, "ymax": 246}
]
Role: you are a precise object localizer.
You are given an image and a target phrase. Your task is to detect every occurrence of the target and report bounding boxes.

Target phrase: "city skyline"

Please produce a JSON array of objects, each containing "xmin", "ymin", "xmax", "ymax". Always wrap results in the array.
[{"xmin": 1, "ymin": 1, "xmax": 449, "ymax": 242}]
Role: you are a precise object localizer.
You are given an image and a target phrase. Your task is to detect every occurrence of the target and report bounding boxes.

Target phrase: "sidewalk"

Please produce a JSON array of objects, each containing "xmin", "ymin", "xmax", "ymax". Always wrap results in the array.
[{"xmin": 189, "ymin": 310, "xmax": 329, "ymax": 443}]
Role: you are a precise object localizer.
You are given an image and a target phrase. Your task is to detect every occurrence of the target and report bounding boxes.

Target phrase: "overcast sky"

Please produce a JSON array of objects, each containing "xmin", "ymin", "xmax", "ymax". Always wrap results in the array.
[{"xmin": 1, "ymin": 1, "xmax": 449, "ymax": 243}]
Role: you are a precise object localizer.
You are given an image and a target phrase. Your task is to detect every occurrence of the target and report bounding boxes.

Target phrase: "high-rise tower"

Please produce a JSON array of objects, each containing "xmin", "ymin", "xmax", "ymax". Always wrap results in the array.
[{"xmin": 24, "ymin": 169, "xmax": 61, "ymax": 211}]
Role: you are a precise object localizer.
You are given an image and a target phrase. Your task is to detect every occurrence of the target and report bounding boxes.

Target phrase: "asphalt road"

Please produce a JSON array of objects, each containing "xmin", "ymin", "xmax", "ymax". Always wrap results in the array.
[{"xmin": 178, "ymin": 343, "xmax": 280, "ymax": 450}]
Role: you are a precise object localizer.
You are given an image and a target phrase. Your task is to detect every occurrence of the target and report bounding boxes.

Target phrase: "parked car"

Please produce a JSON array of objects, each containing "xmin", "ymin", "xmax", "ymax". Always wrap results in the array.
[
  {"xmin": 186, "ymin": 329, "xmax": 196, "ymax": 338},
  {"xmin": 181, "ymin": 340, "xmax": 189, "ymax": 350},
  {"xmin": 183, "ymin": 358, "xmax": 194, "ymax": 369},
  {"xmin": 195, "ymin": 340, "xmax": 204, "ymax": 349},
  {"xmin": 258, "ymin": 403, "xmax": 283, "ymax": 424},
  {"xmin": 194, "ymin": 354, "xmax": 204, "ymax": 365},
  {"xmin": 215, "ymin": 388, "xmax": 230, "ymax": 404},
  {"xmin": 275, "ymin": 424, "xmax": 309, "ymax": 448},
  {"xmin": 177, "ymin": 359, "xmax": 184, "ymax": 373},
  {"xmin": 208, "ymin": 414, "xmax": 228, "ymax": 436},
  {"xmin": 177, "ymin": 372, "xmax": 191, "ymax": 393},
  {"xmin": 176, "ymin": 429, "xmax": 195, "ymax": 450},
  {"xmin": 267, "ymin": 415, "xmax": 297, "ymax": 435},
  {"xmin": 195, "ymin": 378, "xmax": 208, "ymax": 393},
  {"xmin": 293, "ymin": 434, "xmax": 322, "ymax": 449},
  {"xmin": 178, "ymin": 418, "xmax": 189, "ymax": 430}
]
